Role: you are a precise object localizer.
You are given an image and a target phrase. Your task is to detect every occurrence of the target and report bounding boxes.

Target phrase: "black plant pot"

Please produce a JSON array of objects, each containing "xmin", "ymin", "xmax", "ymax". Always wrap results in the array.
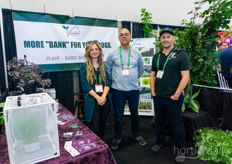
[{"xmin": 24, "ymin": 83, "xmax": 37, "ymax": 94}]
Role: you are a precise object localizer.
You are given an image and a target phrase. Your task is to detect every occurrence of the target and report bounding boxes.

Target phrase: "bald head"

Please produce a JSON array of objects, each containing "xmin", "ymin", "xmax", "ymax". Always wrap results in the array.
[
  {"xmin": 119, "ymin": 28, "xmax": 131, "ymax": 37},
  {"xmin": 118, "ymin": 28, "xmax": 132, "ymax": 49}
]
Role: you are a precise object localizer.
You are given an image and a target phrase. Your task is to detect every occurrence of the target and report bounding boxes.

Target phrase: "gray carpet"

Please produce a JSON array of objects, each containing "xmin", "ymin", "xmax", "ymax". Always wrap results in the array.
[{"xmin": 103, "ymin": 116, "xmax": 217, "ymax": 164}]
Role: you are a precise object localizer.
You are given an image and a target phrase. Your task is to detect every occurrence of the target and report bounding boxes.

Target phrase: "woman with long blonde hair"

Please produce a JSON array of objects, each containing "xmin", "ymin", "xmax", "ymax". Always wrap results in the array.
[{"xmin": 80, "ymin": 41, "xmax": 114, "ymax": 138}]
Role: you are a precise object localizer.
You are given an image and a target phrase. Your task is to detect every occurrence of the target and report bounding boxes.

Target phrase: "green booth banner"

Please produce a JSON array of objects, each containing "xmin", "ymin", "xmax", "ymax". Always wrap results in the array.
[{"xmin": 12, "ymin": 11, "xmax": 118, "ymax": 72}]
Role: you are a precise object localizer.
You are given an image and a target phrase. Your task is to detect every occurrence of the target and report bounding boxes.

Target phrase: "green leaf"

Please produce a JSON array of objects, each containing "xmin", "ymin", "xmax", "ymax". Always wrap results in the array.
[
  {"xmin": 0, "ymin": 114, "xmax": 4, "ymax": 125},
  {"xmin": 0, "ymin": 102, "xmax": 5, "ymax": 108},
  {"xmin": 190, "ymin": 100, "xmax": 199, "ymax": 113},
  {"xmin": 191, "ymin": 89, "xmax": 201, "ymax": 99},
  {"xmin": 62, "ymin": 26, "xmax": 68, "ymax": 29},
  {"xmin": 182, "ymin": 103, "xmax": 186, "ymax": 112}
]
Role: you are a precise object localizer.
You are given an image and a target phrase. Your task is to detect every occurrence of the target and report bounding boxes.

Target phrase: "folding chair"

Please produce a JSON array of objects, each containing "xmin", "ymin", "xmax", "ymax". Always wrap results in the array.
[{"xmin": 217, "ymin": 71, "xmax": 232, "ymax": 93}]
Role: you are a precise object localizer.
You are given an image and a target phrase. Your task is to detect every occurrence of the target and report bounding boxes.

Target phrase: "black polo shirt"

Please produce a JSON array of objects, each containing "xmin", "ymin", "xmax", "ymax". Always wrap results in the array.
[{"xmin": 151, "ymin": 47, "xmax": 190, "ymax": 98}]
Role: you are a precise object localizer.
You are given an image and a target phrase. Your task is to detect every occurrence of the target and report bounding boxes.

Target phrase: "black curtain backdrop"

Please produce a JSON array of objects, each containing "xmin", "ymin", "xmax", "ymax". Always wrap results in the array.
[
  {"xmin": 45, "ymin": 71, "xmax": 74, "ymax": 113},
  {"xmin": 195, "ymin": 88, "xmax": 232, "ymax": 131},
  {"xmin": 2, "ymin": 9, "xmax": 17, "ymax": 92},
  {"xmin": 215, "ymin": 93, "xmax": 232, "ymax": 130},
  {"xmin": 0, "ymin": 27, "xmax": 6, "ymax": 93},
  {"xmin": 2, "ymin": 9, "xmax": 17, "ymax": 62},
  {"xmin": 121, "ymin": 21, "xmax": 185, "ymax": 38}
]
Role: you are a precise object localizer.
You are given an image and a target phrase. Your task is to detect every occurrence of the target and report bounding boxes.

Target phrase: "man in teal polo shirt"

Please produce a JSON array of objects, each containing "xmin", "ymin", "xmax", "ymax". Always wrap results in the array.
[{"xmin": 214, "ymin": 42, "xmax": 228, "ymax": 69}]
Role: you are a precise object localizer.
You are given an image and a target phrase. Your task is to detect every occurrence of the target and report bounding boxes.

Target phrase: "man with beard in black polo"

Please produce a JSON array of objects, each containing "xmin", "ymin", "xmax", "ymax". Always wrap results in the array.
[{"xmin": 150, "ymin": 28, "xmax": 190, "ymax": 162}]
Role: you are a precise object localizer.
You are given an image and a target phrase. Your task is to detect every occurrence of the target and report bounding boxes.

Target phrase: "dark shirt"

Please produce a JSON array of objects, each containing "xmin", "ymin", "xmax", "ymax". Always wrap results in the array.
[
  {"xmin": 80, "ymin": 63, "xmax": 113, "ymax": 122},
  {"xmin": 151, "ymin": 48, "xmax": 190, "ymax": 98},
  {"xmin": 213, "ymin": 50, "xmax": 221, "ymax": 64},
  {"xmin": 221, "ymin": 46, "xmax": 232, "ymax": 79}
]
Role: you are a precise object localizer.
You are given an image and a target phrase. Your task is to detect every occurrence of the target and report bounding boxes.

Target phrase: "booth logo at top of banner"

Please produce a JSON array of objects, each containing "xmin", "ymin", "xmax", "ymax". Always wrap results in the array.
[{"xmin": 62, "ymin": 26, "xmax": 80, "ymax": 37}]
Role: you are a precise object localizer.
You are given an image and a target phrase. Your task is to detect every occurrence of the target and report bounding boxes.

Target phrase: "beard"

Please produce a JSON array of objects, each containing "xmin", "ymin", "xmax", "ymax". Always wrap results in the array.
[
  {"xmin": 162, "ymin": 43, "xmax": 173, "ymax": 49},
  {"xmin": 120, "ymin": 39, "xmax": 130, "ymax": 46}
]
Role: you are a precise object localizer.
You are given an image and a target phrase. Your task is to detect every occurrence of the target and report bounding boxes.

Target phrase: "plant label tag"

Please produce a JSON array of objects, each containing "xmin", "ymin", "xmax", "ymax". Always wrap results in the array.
[
  {"xmin": 122, "ymin": 68, "xmax": 129, "ymax": 76},
  {"xmin": 95, "ymin": 84, "xmax": 103, "ymax": 93},
  {"xmin": 156, "ymin": 70, "xmax": 164, "ymax": 79}
]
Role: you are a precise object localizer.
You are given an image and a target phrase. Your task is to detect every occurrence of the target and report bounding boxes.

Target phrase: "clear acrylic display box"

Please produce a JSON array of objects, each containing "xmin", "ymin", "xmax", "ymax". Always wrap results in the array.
[{"xmin": 3, "ymin": 93, "xmax": 60, "ymax": 164}]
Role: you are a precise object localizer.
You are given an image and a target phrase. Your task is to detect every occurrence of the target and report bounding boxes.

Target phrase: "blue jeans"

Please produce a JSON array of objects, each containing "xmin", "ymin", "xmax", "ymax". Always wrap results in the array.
[
  {"xmin": 111, "ymin": 88, "xmax": 140, "ymax": 140},
  {"xmin": 153, "ymin": 95, "xmax": 186, "ymax": 149}
]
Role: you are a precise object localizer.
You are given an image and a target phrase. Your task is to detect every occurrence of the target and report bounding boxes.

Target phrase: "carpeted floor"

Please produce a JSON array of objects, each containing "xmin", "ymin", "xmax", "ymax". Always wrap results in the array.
[{"xmin": 103, "ymin": 116, "xmax": 216, "ymax": 164}]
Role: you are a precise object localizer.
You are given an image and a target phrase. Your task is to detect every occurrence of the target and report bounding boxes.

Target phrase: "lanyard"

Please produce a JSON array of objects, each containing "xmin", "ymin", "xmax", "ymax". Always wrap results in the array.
[
  {"xmin": 157, "ymin": 48, "xmax": 176, "ymax": 71},
  {"xmin": 94, "ymin": 71, "xmax": 101, "ymax": 84},
  {"xmin": 119, "ymin": 46, "xmax": 131, "ymax": 67}
]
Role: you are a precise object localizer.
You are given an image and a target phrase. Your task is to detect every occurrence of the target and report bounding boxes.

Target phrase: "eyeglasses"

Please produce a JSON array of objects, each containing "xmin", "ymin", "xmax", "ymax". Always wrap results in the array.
[
  {"xmin": 119, "ymin": 33, "xmax": 130, "ymax": 37},
  {"xmin": 87, "ymin": 40, "xmax": 99, "ymax": 44}
]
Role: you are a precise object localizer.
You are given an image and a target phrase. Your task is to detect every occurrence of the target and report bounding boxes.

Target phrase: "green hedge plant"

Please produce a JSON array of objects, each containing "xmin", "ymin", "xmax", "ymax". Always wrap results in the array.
[
  {"xmin": 194, "ymin": 128, "xmax": 232, "ymax": 163},
  {"xmin": 140, "ymin": 8, "xmax": 153, "ymax": 38},
  {"xmin": 156, "ymin": 0, "xmax": 232, "ymax": 86}
]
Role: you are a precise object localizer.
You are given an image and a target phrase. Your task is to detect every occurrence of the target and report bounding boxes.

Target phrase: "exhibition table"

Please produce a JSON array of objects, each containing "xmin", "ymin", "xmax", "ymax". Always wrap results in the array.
[
  {"xmin": 0, "ymin": 103, "xmax": 116, "ymax": 164},
  {"xmin": 183, "ymin": 110, "xmax": 216, "ymax": 145}
]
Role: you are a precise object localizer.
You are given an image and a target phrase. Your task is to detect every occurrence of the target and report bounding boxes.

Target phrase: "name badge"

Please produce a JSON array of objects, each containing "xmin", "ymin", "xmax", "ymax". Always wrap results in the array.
[
  {"xmin": 95, "ymin": 84, "xmax": 103, "ymax": 93},
  {"xmin": 122, "ymin": 68, "xmax": 129, "ymax": 76},
  {"xmin": 156, "ymin": 70, "xmax": 164, "ymax": 79}
]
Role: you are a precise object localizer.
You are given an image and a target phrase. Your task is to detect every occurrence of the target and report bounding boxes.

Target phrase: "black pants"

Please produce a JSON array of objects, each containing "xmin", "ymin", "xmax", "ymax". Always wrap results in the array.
[
  {"xmin": 153, "ymin": 95, "xmax": 186, "ymax": 149},
  {"xmin": 90, "ymin": 97, "xmax": 110, "ymax": 138}
]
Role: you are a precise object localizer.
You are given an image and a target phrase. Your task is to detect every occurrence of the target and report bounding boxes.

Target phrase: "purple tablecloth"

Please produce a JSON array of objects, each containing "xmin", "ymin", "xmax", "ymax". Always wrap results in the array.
[{"xmin": 0, "ymin": 104, "xmax": 116, "ymax": 164}]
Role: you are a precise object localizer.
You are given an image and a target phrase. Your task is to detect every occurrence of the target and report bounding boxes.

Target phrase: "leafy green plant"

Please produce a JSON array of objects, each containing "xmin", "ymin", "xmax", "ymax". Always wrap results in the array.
[
  {"xmin": 146, "ymin": 104, "xmax": 152, "ymax": 109},
  {"xmin": 155, "ymin": 0, "xmax": 232, "ymax": 86},
  {"xmin": 139, "ymin": 104, "xmax": 146, "ymax": 109},
  {"xmin": 0, "ymin": 102, "xmax": 5, "ymax": 125},
  {"xmin": 125, "ymin": 103, "xmax": 129, "ymax": 109},
  {"xmin": 17, "ymin": 119, "xmax": 40, "ymax": 144},
  {"xmin": 182, "ymin": 89, "xmax": 201, "ymax": 113},
  {"xmin": 0, "ymin": 112, "xmax": 4, "ymax": 125},
  {"xmin": 194, "ymin": 128, "xmax": 232, "ymax": 163},
  {"xmin": 7, "ymin": 57, "xmax": 51, "ymax": 89},
  {"xmin": 140, "ymin": 8, "xmax": 153, "ymax": 38}
]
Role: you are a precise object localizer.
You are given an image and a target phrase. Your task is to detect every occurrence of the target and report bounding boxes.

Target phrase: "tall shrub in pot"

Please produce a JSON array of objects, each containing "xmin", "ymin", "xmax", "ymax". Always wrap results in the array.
[{"xmin": 156, "ymin": 0, "xmax": 232, "ymax": 87}]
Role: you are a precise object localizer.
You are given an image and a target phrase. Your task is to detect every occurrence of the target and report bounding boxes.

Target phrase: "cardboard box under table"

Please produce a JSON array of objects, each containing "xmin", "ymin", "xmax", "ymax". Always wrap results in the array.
[{"xmin": 3, "ymin": 93, "xmax": 60, "ymax": 164}]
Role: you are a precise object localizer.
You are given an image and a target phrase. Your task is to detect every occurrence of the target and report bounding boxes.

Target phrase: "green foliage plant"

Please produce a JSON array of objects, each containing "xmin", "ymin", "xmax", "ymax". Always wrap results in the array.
[
  {"xmin": 7, "ymin": 57, "xmax": 51, "ymax": 89},
  {"xmin": 182, "ymin": 89, "xmax": 201, "ymax": 113},
  {"xmin": 155, "ymin": 0, "xmax": 232, "ymax": 86},
  {"xmin": 194, "ymin": 128, "xmax": 232, "ymax": 163},
  {"xmin": 0, "ymin": 112, "xmax": 4, "ymax": 125},
  {"xmin": 140, "ymin": 8, "xmax": 153, "ymax": 38},
  {"xmin": 17, "ymin": 119, "xmax": 40, "ymax": 145},
  {"xmin": 0, "ymin": 102, "xmax": 5, "ymax": 126}
]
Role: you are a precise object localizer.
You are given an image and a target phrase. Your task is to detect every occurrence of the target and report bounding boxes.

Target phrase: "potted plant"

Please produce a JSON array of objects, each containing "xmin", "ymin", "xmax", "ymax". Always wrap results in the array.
[{"xmin": 7, "ymin": 57, "xmax": 51, "ymax": 94}]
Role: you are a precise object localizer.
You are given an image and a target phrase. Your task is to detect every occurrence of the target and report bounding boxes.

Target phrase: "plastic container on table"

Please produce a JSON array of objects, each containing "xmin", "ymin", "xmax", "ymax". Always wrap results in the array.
[{"xmin": 3, "ymin": 93, "xmax": 60, "ymax": 164}]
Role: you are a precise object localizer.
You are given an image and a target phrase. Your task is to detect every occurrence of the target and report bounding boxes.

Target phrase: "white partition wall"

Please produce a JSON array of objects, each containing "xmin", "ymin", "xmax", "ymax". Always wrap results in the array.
[{"xmin": 0, "ymin": 0, "xmax": 214, "ymax": 26}]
